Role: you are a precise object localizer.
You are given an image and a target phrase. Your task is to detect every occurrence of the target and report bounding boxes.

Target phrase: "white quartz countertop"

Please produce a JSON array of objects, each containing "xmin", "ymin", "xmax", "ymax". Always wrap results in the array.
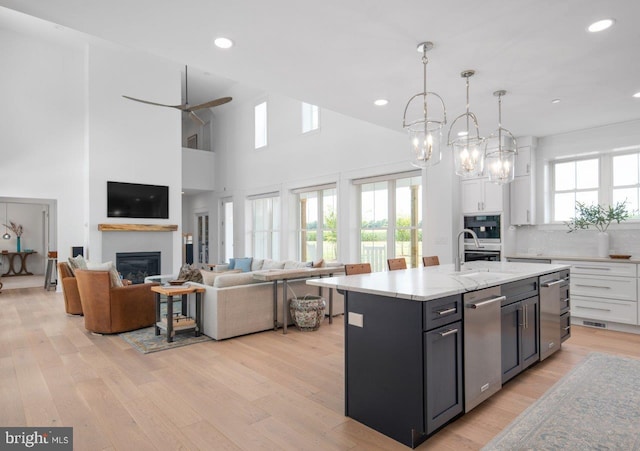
[
  {"xmin": 306, "ymin": 261, "xmax": 570, "ymax": 302},
  {"xmin": 506, "ymin": 254, "xmax": 640, "ymax": 263}
]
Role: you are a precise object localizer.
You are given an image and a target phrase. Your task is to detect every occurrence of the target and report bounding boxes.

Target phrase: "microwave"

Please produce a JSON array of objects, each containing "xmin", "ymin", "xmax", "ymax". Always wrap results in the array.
[{"xmin": 463, "ymin": 215, "xmax": 501, "ymax": 243}]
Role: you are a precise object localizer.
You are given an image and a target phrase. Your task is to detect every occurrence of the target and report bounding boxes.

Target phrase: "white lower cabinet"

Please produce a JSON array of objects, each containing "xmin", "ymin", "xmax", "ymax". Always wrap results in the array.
[{"xmin": 552, "ymin": 260, "xmax": 639, "ymax": 328}]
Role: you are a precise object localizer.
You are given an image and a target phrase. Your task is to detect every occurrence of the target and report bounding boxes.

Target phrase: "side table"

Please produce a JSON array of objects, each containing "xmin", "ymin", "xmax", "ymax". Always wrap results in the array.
[{"xmin": 151, "ymin": 285, "xmax": 204, "ymax": 343}]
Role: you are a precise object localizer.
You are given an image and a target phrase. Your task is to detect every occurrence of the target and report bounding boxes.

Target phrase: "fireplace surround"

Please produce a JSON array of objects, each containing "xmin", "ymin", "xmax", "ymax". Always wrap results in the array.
[{"xmin": 116, "ymin": 251, "xmax": 160, "ymax": 284}]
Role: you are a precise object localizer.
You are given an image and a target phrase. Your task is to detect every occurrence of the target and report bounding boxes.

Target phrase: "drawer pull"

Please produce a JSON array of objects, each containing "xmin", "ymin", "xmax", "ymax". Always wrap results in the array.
[
  {"xmin": 575, "ymin": 284, "xmax": 611, "ymax": 289},
  {"xmin": 436, "ymin": 307, "xmax": 457, "ymax": 316},
  {"xmin": 470, "ymin": 296, "xmax": 506, "ymax": 309},
  {"xmin": 563, "ymin": 326, "xmax": 571, "ymax": 331},
  {"xmin": 561, "ymin": 298, "xmax": 570, "ymax": 303},
  {"xmin": 575, "ymin": 306, "xmax": 611, "ymax": 312},
  {"xmin": 574, "ymin": 266, "xmax": 611, "ymax": 271},
  {"xmin": 439, "ymin": 328, "xmax": 458, "ymax": 337},
  {"xmin": 541, "ymin": 279, "xmax": 563, "ymax": 287}
]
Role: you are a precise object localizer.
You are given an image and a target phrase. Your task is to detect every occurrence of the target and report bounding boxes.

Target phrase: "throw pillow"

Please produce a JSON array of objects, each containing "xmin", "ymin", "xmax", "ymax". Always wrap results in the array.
[
  {"xmin": 67, "ymin": 255, "xmax": 88, "ymax": 275},
  {"xmin": 251, "ymin": 258, "xmax": 264, "ymax": 271},
  {"xmin": 228, "ymin": 258, "xmax": 236, "ymax": 270},
  {"xmin": 201, "ymin": 269, "xmax": 241, "ymax": 286},
  {"xmin": 234, "ymin": 257, "xmax": 253, "ymax": 272},
  {"xmin": 262, "ymin": 259, "xmax": 285, "ymax": 270},
  {"xmin": 214, "ymin": 264, "xmax": 229, "ymax": 272},
  {"xmin": 312, "ymin": 258, "xmax": 324, "ymax": 268},
  {"xmin": 86, "ymin": 260, "xmax": 123, "ymax": 287},
  {"xmin": 284, "ymin": 260, "xmax": 309, "ymax": 269},
  {"xmin": 178, "ymin": 263, "xmax": 203, "ymax": 283}
]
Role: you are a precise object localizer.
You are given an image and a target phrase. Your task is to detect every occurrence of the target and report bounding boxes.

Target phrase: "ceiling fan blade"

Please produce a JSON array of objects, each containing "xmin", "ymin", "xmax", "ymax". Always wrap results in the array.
[
  {"xmin": 122, "ymin": 95, "xmax": 185, "ymax": 110},
  {"xmin": 188, "ymin": 97, "xmax": 233, "ymax": 111},
  {"xmin": 189, "ymin": 111, "xmax": 205, "ymax": 126}
]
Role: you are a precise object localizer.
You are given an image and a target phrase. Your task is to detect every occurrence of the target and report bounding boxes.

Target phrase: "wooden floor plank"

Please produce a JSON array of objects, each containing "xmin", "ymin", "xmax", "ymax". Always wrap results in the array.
[{"xmin": 2, "ymin": 288, "xmax": 640, "ymax": 450}]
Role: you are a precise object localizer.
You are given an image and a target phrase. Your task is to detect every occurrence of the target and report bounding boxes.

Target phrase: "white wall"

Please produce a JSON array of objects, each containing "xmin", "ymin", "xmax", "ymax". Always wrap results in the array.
[
  {"xmin": 512, "ymin": 119, "xmax": 640, "ymax": 257},
  {"xmin": 0, "ymin": 27, "xmax": 85, "ymax": 265},
  {"xmin": 0, "ymin": 23, "xmax": 184, "ymax": 272},
  {"xmin": 208, "ymin": 89, "xmax": 457, "ymax": 264}
]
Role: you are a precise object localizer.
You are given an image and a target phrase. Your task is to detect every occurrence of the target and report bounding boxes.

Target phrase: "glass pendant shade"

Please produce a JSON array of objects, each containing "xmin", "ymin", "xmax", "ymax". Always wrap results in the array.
[
  {"xmin": 408, "ymin": 120, "xmax": 443, "ymax": 168},
  {"xmin": 403, "ymin": 42, "xmax": 446, "ymax": 168},
  {"xmin": 3, "ymin": 204, "xmax": 10, "ymax": 239},
  {"xmin": 448, "ymin": 70, "xmax": 485, "ymax": 177},
  {"xmin": 485, "ymin": 90, "xmax": 517, "ymax": 185},
  {"xmin": 2, "ymin": 232, "xmax": 10, "ymax": 240}
]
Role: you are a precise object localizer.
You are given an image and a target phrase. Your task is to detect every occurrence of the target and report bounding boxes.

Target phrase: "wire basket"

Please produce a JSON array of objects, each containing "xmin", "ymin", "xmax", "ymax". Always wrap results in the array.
[{"xmin": 289, "ymin": 295, "xmax": 326, "ymax": 331}]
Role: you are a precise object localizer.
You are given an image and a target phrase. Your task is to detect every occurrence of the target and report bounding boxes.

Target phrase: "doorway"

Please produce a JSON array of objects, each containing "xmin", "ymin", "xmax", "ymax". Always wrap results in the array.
[{"xmin": 196, "ymin": 213, "xmax": 209, "ymax": 264}]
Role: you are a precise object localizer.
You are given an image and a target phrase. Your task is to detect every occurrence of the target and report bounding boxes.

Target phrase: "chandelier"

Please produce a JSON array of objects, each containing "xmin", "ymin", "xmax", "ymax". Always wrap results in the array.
[
  {"xmin": 402, "ymin": 42, "xmax": 446, "ymax": 168},
  {"xmin": 485, "ymin": 90, "xmax": 517, "ymax": 184},
  {"xmin": 448, "ymin": 70, "xmax": 485, "ymax": 177}
]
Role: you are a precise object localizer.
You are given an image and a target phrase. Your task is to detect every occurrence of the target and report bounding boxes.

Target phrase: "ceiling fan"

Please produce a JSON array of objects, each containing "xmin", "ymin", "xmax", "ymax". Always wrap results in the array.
[{"xmin": 122, "ymin": 66, "xmax": 232, "ymax": 125}]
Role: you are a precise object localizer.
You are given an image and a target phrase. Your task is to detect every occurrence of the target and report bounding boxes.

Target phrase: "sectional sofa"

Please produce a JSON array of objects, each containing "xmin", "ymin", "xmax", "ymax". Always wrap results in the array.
[{"xmin": 148, "ymin": 258, "xmax": 344, "ymax": 340}]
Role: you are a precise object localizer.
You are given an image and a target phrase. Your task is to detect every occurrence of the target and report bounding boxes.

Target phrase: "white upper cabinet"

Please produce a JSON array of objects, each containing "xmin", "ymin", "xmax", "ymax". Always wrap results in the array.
[
  {"xmin": 461, "ymin": 177, "xmax": 504, "ymax": 214},
  {"xmin": 510, "ymin": 137, "xmax": 537, "ymax": 225}
]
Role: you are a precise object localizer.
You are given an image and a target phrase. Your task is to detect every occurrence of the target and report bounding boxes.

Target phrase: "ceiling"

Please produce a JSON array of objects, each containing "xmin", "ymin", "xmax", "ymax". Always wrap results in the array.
[{"xmin": 1, "ymin": 0, "xmax": 639, "ymax": 138}]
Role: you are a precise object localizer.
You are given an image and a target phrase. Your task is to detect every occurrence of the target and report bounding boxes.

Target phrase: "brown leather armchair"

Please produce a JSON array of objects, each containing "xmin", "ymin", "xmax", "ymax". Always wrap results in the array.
[
  {"xmin": 75, "ymin": 269, "xmax": 157, "ymax": 334},
  {"xmin": 58, "ymin": 262, "xmax": 83, "ymax": 315}
]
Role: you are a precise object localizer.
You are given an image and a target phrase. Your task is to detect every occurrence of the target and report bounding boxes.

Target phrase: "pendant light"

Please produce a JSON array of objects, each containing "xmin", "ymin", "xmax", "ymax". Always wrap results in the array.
[
  {"xmin": 402, "ymin": 41, "xmax": 446, "ymax": 168},
  {"xmin": 3, "ymin": 203, "xmax": 10, "ymax": 240},
  {"xmin": 485, "ymin": 90, "xmax": 517, "ymax": 184},
  {"xmin": 448, "ymin": 70, "xmax": 485, "ymax": 177}
]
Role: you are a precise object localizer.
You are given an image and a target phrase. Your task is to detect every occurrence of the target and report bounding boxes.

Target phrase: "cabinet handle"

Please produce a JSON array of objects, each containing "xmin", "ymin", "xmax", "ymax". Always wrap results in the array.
[
  {"xmin": 575, "ymin": 306, "xmax": 611, "ymax": 312},
  {"xmin": 541, "ymin": 279, "xmax": 563, "ymax": 287},
  {"xmin": 436, "ymin": 307, "xmax": 457, "ymax": 315},
  {"xmin": 575, "ymin": 284, "xmax": 611, "ymax": 289},
  {"xmin": 439, "ymin": 328, "xmax": 458, "ymax": 337},
  {"xmin": 478, "ymin": 202, "xmax": 481, "ymax": 211},
  {"xmin": 561, "ymin": 298, "xmax": 570, "ymax": 304},
  {"xmin": 469, "ymin": 295, "xmax": 505, "ymax": 309},
  {"xmin": 526, "ymin": 210, "xmax": 530, "ymax": 223},
  {"xmin": 563, "ymin": 326, "xmax": 571, "ymax": 331},
  {"xmin": 519, "ymin": 304, "xmax": 525, "ymax": 327},
  {"xmin": 526, "ymin": 163, "xmax": 530, "ymax": 174},
  {"xmin": 574, "ymin": 266, "xmax": 611, "ymax": 271}
]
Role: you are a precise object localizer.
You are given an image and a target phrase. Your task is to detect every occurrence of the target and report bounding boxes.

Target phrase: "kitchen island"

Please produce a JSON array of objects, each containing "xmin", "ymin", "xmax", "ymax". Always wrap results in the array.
[{"xmin": 307, "ymin": 261, "xmax": 570, "ymax": 448}]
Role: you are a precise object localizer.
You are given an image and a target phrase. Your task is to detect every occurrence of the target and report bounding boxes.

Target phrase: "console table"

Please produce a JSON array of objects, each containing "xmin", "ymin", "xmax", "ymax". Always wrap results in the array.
[
  {"xmin": 2, "ymin": 251, "xmax": 37, "ymax": 276},
  {"xmin": 253, "ymin": 266, "xmax": 344, "ymax": 334}
]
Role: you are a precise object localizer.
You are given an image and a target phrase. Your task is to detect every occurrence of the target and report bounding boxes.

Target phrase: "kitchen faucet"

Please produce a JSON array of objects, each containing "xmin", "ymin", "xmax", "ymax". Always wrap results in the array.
[{"xmin": 455, "ymin": 228, "xmax": 482, "ymax": 272}]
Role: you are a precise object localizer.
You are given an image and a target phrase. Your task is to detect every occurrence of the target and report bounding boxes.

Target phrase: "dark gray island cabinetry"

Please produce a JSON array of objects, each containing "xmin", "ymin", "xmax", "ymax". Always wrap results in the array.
[
  {"xmin": 307, "ymin": 261, "xmax": 571, "ymax": 448},
  {"xmin": 346, "ymin": 292, "xmax": 462, "ymax": 448}
]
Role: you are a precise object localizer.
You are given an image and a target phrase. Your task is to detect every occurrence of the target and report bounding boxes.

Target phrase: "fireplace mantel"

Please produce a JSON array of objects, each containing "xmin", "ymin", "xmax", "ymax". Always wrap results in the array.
[{"xmin": 98, "ymin": 224, "xmax": 178, "ymax": 232}]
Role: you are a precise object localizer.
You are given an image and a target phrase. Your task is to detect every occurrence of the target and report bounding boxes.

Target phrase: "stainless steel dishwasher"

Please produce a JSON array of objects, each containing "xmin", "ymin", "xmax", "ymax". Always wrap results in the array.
[
  {"xmin": 539, "ymin": 271, "xmax": 569, "ymax": 360},
  {"xmin": 464, "ymin": 286, "xmax": 505, "ymax": 412}
]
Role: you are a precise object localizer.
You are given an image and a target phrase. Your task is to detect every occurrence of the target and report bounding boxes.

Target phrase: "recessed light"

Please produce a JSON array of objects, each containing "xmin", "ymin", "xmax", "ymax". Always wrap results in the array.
[
  {"xmin": 551, "ymin": 98, "xmax": 561, "ymax": 104},
  {"xmin": 633, "ymin": 92, "xmax": 640, "ymax": 99},
  {"xmin": 457, "ymin": 131, "xmax": 468, "ymax": 137},
  {"xmin": 374, "ymin": 99, "xmax": 388, "ymax": 106},
  {"xmin": 214, "ymin": 37, "xmax": 234, "ymax": 49},
  {"xmin": 587, "ymin": 19, "xmax": 615, "ymax": 33}
]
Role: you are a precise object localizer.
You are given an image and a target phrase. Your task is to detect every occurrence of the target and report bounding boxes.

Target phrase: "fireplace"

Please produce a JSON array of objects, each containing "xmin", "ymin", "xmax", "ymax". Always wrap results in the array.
[{"xmin": 116, "ymin": 252, "xmax": 161, "ymax": 284}]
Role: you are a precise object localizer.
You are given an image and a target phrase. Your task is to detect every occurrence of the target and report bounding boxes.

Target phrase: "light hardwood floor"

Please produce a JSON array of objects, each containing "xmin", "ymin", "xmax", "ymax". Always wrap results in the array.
[{"xmin": 2, "ymin": 287, "xmax": 640, "ymax": 450}]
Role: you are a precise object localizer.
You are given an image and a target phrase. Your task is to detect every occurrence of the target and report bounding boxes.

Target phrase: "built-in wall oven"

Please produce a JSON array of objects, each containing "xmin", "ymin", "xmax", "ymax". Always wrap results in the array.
[{"xmin": 463, "ymin": 215, "xmax": 502, "ymax": 261}]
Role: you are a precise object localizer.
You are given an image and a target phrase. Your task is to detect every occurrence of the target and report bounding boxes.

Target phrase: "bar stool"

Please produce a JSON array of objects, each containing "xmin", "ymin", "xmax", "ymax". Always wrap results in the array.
[{"xmin": 45, "ymin": 251, "xmax": 58, "ymax": 290}]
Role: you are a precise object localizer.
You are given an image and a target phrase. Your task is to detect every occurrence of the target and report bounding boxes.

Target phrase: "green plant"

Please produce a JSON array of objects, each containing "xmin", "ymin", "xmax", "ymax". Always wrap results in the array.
[{"xmin": 565, "ymin": 201, "xmax": 630, "ymax": 233}]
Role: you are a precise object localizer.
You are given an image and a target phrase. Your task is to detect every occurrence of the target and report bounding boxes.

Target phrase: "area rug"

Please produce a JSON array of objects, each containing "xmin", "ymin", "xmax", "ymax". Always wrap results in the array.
[
  {"xmin": 120, "ymin": 326, "xmax": 212, "ymax": 354},
  {"xmin": 483, "ymin": 352, "xmax": 640, "ymax": 450}
]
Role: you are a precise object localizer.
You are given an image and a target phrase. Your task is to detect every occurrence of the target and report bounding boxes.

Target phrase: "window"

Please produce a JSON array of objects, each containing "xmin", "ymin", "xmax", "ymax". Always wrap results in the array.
[
  {"xmin": 254, "ymin": 101, "xmax": 267, "ymax": 149},
  {"xmin": 552, "ymin": 158, "xmax": 599, "ymax": 221},
  {"xmin": 612, "ymin": 151, "xmax": 640, "ymax": 217},
  {"xmin": 221, "ymin": 198, "xmax": 234, "ymax": 263},
  {"xmin": 302, "ymin": 102, "xmax": 319, "ymax": 133},
  {"xmin": 296, "ymin": 185, "xmax": 337, "ymax": 262},
  {"xmin": 356, "ymin": 172, "xmax": 422, "ymax": 272},
  {"xmin": 248, "ymin": 193, "xmax": 279, "ymax": 259}
]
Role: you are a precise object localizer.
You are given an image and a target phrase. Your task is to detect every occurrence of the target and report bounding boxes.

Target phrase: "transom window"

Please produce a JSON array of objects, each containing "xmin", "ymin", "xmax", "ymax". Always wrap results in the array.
[
  {"xmin": 302, "ymin": 102, "xmax": 319, "ymax": 133},
  {"xmin": 254, "ymin": 101, "xmax": 267, "ymax": 149}
]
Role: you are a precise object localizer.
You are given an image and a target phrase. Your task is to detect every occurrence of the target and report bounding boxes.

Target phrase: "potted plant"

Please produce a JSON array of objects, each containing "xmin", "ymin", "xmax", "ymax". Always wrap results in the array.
[{"xmin": 565, "ymin": 201, "xmax": 630, "ymax": 257}]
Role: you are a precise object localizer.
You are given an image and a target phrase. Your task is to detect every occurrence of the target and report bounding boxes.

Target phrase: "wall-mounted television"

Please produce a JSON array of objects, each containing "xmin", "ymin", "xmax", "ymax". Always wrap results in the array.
[{"xmin": 107, "ymin": 181, "xmax": 169, "ymax": 219}]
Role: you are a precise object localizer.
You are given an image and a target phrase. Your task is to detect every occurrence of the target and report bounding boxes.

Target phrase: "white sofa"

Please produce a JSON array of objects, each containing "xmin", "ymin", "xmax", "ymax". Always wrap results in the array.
[{"xmin": 148, "ymin": 259, "xmax": 344, "ymax": 340}]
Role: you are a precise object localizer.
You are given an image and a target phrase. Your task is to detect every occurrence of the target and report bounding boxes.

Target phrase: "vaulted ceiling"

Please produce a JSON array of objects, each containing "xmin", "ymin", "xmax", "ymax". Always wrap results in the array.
[{"xmin": 2, "ymin": 0, "xmax": 639, "ymax": 138}]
